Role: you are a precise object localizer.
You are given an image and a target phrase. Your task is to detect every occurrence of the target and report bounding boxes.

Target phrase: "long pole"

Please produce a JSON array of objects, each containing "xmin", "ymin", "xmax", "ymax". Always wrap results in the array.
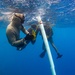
[{"xmin": 37, "ymin": 16, "xmax": 56, "ymax": 75}]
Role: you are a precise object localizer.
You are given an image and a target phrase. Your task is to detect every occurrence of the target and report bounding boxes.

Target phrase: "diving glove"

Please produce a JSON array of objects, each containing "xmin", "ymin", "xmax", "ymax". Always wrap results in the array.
[{"xmin": 24, "ymin": 34, "xmax": 34, "ymax": 40}]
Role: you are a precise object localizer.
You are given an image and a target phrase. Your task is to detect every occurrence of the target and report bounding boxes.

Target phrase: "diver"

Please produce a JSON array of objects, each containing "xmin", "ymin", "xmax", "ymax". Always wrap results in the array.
[
  {"xmin": 17, "ymin": 24, "xmax": 39, "ymax": 48},
  {"xmin": 39, "ymin": 22, "xmax": 63, "ymax": 59},
  {"xmin": 27, "ymin": 24, "xmax": 39, "ymax": 44},
  {"xmin": 6, "ymin": 13, "xmax": 34, "ymax": 50}
]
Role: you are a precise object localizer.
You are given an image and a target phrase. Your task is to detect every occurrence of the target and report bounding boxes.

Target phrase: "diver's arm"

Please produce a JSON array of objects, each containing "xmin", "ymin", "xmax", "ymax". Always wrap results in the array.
[
  {"xmin": 6, "ymin": 30, "xmax": 25, "ymax": 47},
  {"xmin": 27, "ymin": 28, "xmax": 32, "ymax": 34},
  {"xmin": 10, "ymin": 35, "xmax": 25, "ymax": 47},
  {"xmin": 11, "ymin": 38, "xmax": 25, "ymax": 47},
  {"xmin": 21, "ymin": 25, "xmax": 29, "ymax": 34}
]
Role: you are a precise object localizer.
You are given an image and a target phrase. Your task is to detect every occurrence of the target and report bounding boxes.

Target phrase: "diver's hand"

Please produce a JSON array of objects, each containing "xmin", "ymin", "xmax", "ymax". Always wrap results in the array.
[{"xmin": 24, "ymin": 34, "xmax": 34, "ymax": 40}]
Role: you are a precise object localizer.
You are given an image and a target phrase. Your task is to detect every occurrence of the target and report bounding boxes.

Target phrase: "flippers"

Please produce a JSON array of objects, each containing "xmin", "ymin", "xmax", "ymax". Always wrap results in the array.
[
  {"xmin": 40, "ymin": 51, "xmax": 46, "ymax": 58},
  {"xmin": 57, "ymin": 54, "xmax": 63, "ymax": 59},
  {"xmin": 17, "ymin": 47, "xmax": 23, "ymax": 51},
  {"xmin": 17, "ymin": 44, "xmax": 27, "ymax": 51}
]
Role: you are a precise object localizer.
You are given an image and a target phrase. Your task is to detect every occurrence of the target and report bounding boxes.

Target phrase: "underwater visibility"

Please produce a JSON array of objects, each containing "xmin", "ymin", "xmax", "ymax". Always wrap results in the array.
[{"xmin": 0, "ymin": 0, "xmax": 75, "ymax": 75}]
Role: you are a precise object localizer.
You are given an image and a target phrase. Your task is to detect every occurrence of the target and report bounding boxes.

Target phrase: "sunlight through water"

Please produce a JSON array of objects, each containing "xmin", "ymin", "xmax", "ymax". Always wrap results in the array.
[{"xmin": 0, "ymin": 0, "xmax": 75, "ymax": 28}]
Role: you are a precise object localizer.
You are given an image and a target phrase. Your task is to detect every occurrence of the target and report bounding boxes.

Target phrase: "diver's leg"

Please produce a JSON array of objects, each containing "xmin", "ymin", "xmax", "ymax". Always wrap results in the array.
[
  {"xmin": 40, "ymin": 42, "xmax": 46, "ymax": 58},
  {"xmin": 17, "ymin": 40, "xmax": 30, "ymax": 50},
  {"xmin": 49, "ymin": 37, "xmax": 62, "ymax": 58}
]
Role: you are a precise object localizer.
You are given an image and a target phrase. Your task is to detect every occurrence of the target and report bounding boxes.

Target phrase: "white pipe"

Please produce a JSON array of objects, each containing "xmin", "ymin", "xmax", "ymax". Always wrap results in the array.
[{"xmin": 37, "ymin": 16, "xmax": 56, "ymax": 75}]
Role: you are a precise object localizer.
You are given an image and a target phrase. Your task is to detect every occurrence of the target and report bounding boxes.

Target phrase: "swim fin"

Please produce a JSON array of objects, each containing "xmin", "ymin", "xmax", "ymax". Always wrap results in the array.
[
  {"xmin": 40, "ymin": 51, "xmax": 46, "ymax": 58},
  {"xmin": 57, "ymin": 54, "xmax": 63, "ymax": 59}
]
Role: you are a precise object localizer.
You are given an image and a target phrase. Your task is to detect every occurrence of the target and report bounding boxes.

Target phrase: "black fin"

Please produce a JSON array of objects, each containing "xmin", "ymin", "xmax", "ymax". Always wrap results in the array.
[
  {"xmin": 57, "ymin": 54, "xmax": 63, "ymax": 59},
  {"xmin": 40, "ymin": 51, "xmax": 46, "ymax": 58}
]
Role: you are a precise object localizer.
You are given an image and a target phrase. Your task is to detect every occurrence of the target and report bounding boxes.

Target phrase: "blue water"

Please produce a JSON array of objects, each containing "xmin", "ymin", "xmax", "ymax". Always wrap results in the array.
[{"xmin": 0, "ymin": 0, "xmax": 75, "ymax": 75}]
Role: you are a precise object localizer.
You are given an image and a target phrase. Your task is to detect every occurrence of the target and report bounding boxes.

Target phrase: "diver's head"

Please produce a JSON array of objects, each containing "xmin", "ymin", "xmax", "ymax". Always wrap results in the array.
[
  {"xmin": 31, "ymin": 25, "xmax": 37, "ymax": 29},
  {"xmin": 14, "ymin": 13, "xmax": 25, "ymax": 23}
]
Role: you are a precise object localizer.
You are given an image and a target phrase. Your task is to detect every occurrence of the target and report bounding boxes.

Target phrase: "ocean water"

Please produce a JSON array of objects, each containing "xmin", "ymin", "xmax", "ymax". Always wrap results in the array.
[{"xmin": 0, "ymin": 0, "xmax": 75, "ymax": 75}]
